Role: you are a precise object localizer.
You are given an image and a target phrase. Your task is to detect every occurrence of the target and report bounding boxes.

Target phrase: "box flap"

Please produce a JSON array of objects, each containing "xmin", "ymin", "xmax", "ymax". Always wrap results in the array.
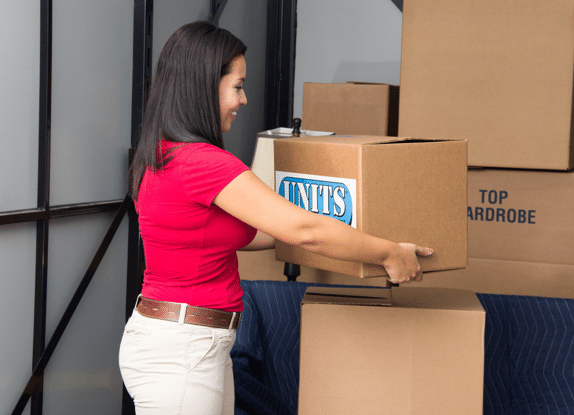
[
  {"xmin": 346, "ymin": 81, "xmax": 396, "ymax": 86},
  {"xmin": 302, "ymin": 287, "xmax": 484, "ymax": 312},
  {"xmin": 277, "ymin": 135, "xmax": 465, "ymax": 146},
  {"xmin": 303, "ymin": 286, "xmax": 392, "ymax": 306},
  {"xmin": 391, "ymin": 288, "xmax": 484, "ymax": 312}
]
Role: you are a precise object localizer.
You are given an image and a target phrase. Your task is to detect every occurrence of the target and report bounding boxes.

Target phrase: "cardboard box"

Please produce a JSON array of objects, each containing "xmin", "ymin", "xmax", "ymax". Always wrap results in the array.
[
  {"xmin": 273, "ymin": 135, "xmax": 468, "ymax": 277},
  {"xmin": 237, "ymin": 249, "xmax": 392, "ymax": 287},
  {"xmin": 417, "ymin": 258, "xmax": 574, "ymax": 299},
  {"xmin": 299, "ymin": 286, "xmax": 485, "ymax": 415},
  {"xmin": 398, "ymin": 0, "xmax": 574, "ymax": 170},
  {"xmin": 302, "ymin": 82, "xmax": 399, "ymax": 136},
  {"xmin": 467, "ymin": 168, "xmax": 574, "ymax": 265}
]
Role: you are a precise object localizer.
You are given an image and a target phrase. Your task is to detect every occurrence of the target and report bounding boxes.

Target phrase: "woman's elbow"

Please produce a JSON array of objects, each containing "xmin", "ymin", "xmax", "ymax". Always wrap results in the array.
[{"xmin": 282, "ymin": 227, "xmax": 321, "ymax": 250}]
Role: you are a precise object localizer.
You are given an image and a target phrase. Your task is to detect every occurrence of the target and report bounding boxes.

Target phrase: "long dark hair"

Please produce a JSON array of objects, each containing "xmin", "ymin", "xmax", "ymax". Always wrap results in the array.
[{"xmin": 130, "ymin": 21, "xmax": 247, "ymax": 200}]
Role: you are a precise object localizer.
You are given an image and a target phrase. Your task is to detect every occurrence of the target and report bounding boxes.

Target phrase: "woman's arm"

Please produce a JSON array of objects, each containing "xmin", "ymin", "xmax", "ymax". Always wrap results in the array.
[{"xmin": 213, "ymin": 170, "xmax": 432, "ymax": 283}]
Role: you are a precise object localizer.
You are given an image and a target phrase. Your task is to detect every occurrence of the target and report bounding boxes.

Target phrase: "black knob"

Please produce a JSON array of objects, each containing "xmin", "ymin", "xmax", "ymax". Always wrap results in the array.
[{"xmin": 292, "ymin": 118, "xmax": 302, "ymax": 137}]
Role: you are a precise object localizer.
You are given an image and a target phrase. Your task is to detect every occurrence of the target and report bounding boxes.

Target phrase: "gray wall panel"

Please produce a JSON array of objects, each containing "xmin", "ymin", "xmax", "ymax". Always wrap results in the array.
[{"xmin": 293, "ymin": 0, "xmax": 403, "ymax": 119}]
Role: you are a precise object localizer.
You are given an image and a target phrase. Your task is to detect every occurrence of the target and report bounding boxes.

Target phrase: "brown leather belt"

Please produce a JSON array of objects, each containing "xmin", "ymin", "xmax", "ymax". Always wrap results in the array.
[{"xmin": 136, "ymin": 296, "xmax": 241, "ymax": 330}]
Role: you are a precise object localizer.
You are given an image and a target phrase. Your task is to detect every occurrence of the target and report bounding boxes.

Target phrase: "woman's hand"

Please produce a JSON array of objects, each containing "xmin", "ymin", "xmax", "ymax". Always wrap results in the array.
[{"xmin": 382, "ymin": 243, "xmax": 433, "ymax": 284}]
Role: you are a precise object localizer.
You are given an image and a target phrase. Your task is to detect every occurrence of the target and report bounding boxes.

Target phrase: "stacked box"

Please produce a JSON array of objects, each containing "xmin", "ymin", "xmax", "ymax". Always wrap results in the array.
[
  {"xmin": 299, "ymin": 286, "xmax": 485, "ymax": 415},
  {"xmin": 418, "ymin": 168, "xmax": 574, "ymax": 297},
  {"xmin": 399, "ymin": 0, "xmax": 574, "ymax": 170},
  {"xmin": 398, "ymin": 0, "xmax": 574, "ymax": 297},
  {"xmin": 302, "ymin": 82, "xmax": 399, "ymax": 136}
]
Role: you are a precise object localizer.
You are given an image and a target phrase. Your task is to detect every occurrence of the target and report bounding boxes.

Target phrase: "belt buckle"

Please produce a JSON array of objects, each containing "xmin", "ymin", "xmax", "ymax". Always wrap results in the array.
[
  {"xmin": 229, "ymin": 312, "xmax": 241, "ymax": 330},
  {"xmin": 134, "ymin": 294, "xmax": 143, "ymax": 310}
]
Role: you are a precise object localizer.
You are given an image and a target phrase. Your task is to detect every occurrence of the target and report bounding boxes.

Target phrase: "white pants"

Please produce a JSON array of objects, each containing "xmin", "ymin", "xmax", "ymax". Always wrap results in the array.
[{"xmin": 119, "ymin": 309, "xmax": 236, "ymax": 415}]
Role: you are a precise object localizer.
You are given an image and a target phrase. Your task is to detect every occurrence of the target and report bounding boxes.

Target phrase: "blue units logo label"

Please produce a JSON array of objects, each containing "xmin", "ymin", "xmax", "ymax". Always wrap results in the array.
[{"xmin": 275, "ymin": 171, "xmax": 357, "ymax": 228}]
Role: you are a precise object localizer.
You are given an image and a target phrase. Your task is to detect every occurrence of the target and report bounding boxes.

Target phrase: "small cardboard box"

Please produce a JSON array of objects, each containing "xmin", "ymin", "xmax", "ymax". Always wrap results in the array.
[
  {"xmin": 273, "ymin": 135, "xmax": 468, "ymax": 277},
  {"xmin": 467, "ymin": 168, "xmax": 574, "ymax": 265},
  {"xmin": 417, "ymin": 258, "xmax": 574, "ymax": 299},
  {"xmin": 302, "ymin": 82, "xmax": 399, "ymax": 136},
  {"xmin": 398, "ymin": 0, "xmax": 574, "ymax": 170},
  {"xmin": 299, "ymin": 286, "xmax": 485, "ymax": 415}
]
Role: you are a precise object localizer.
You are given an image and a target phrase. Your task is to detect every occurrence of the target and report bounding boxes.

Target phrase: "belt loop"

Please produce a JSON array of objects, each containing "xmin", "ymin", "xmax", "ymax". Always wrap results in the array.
[
  {"xmin": 229, "ymin": 312, "xmax": 237, "ymax": 330},
  {"xmin": 178, "ymin": 303, "xmax": 188, "ymax": 325},
  {"xmin": 134, "ymin": 294, "xmax": 143, "ymax": 310}
]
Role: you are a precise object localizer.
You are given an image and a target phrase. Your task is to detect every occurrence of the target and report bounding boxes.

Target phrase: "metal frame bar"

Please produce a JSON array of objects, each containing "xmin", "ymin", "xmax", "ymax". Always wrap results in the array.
[
  {"xmin": 265, "ymin": 0, "xmax": 297, "ymax": 129},
  {"xmin": 126, "ymin": 0, "xmax": 151, "ymax": 323},
  {"xmin": 210, "ymin": 0, "xmax": 229, "ymax": 26},
  {"xmin": 0, "ymin": 201, "xmax": 124, "ymax": 226},
  {"xmin": 31, "ymin": 1, "xmax": 52, "ymax": 411},
  {"xmin": 122, "ymin": 1, "xmax": 153, "ymax": 413},
  {"xmin": 11, "ymin": 195, "xmax": 131, "ymax": 415},
  {"xmin": 391, "ymin": 0, "xmax": 403, "ymax": 11}
]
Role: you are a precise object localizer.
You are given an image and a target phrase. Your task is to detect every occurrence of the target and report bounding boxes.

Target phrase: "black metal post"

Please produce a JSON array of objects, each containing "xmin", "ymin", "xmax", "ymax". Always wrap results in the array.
[
  {"xmin": 265, "ymin": 0, "xmax": 297, "ymax": 130},
  {"xmin": 209, "ymin": 0, "xmax": 229, "ymax": 26},
  {"xmin": 123, "ymin": 0, "xmax": 153, "ymax": 413},
  {"xmin": 31, "ymin": 0, "xmax": 52, "ymax": 413}
]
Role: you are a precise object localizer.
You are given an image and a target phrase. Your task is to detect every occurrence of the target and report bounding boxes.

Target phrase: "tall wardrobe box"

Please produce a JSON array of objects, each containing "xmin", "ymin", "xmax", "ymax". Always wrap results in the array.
[
  {"xmin": 399, "ymin": 0, "xmax": 574, "ymax": 170},
  {"xmin": 417, "ymin": 258, "xmax": 574, "ymax": 299},
  {"xmin": 467, "ymin": 168, "xmax": 574, "ymax": 265}
]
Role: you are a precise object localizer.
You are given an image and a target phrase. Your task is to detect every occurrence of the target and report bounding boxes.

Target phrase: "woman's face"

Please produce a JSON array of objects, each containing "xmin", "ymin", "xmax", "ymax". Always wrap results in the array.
[{"xmin": 219, "ymin": 55, "xmax": 247, "ymax": 133}]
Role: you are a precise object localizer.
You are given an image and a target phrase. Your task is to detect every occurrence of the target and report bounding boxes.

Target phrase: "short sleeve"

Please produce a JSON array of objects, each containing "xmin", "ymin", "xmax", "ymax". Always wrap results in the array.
[{"xmin": 178, "ymin": 143, "xmax": 250, "ymax": 207}]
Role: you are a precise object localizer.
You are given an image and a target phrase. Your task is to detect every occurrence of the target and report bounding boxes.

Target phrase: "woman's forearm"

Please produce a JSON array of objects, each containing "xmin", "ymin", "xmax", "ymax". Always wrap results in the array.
[
  {"xmin": 291, "ymin": 214, "xmax": 397, "ymax": 267},
  {"xmin": 214, "ymin": 171, "xmax": 432, "ymax": 283}
]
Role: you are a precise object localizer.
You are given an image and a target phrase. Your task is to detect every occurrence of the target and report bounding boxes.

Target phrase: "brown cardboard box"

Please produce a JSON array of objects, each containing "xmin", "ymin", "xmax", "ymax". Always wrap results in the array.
[
  {"xmin": 467, "ymin": 168, "xmax": 574, "ymax": 265},
  {"xmin": 398, "ymin": 0, "xmax": 574, "ymax": 170},
  {"xmin": 298, "ymin": 286, "xmax": 485, "ymax": 415},
  {"xmin": 302, "ymin": 82, "xmax": 399, "ymax": 136},
  {"xmin": 273, "ymin": 135, "xmax": 468, "ymax": 278},
  {"xmin": 237, "ymin": 249, "xmax": 392, "ymax": 287},
  {"xmin": 417, "ymin": 258, "xmax": 574, "ymax": 299}
]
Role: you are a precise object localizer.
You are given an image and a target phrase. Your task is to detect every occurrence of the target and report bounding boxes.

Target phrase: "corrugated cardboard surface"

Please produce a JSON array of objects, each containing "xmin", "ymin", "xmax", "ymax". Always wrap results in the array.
[
  {"xmin": 399, "ymin": 0, "xmax": 574, "ymax": 170},
  {"xmin": 467, "ymin": 168, "xmax": 574, "ymax": 265},
  {"xmin": 303, "ymin": 82, "xmax": 399, "ymax": 136},
  {"xmin": 417, "ymin": 257, "xmax": 574, "ymax": 299},
  {"xmin": 237, "ymin": 249, "xmax": 392, "ymax": 287},
  {"xmin": 299, "ymin": 287, "xmax": 485, "ymax": 415},
  {"xmin": 274, "ymin": 135, "xmax": 468, "ymax": 277}
]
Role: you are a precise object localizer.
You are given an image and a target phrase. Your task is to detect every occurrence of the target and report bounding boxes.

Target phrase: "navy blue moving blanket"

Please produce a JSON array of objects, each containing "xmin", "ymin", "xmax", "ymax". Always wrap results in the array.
[{"xmin": 232, "ymin": 280, "xmax": 574, "ymax": 415}]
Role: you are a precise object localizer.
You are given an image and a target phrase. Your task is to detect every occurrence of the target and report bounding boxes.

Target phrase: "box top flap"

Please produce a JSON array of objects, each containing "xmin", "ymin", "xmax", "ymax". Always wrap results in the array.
[
  {"xmin": 391, "ymin": 288, "xmax": 484, "ymax": 312},
  {"xmin": 302, "ymin": 287, "xmax": 484, "ymax": 312},
  {"xmin": 346, "ymin": 81, "xmax": 397, "ymax": 87},
  {"xmin": 303, "ymin": 81, "xmax": 397, "ymax": 87},
  {"xmin": 273, "ymin": 135, "xmax": 465, "ymax": 146},
  {"xmin": 302, "ymin": 287, "xmax": 392, "ymax": 307}
]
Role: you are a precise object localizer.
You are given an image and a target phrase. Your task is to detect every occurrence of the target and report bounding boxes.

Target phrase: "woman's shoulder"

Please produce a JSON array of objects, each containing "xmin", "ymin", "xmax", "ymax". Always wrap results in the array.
[
  {"xmin": 177, "ymin": 141, "xmax": 239, "ymax": 162},
  {"xmin": 159, "ymin": 140, "xmax": 220, "ymax": 162}
]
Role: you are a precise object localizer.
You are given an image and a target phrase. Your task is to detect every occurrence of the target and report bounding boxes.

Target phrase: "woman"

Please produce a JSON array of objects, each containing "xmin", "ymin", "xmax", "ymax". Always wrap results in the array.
[{"xmin": 119, "ymin": 21, "xmax": 433, "ymax": 415}]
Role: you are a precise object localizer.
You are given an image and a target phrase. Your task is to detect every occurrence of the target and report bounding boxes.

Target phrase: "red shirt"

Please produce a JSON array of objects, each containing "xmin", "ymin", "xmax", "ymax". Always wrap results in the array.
[{"xmin": 135, "ymin": 141, "xmax": 256, "ymax": 312}]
